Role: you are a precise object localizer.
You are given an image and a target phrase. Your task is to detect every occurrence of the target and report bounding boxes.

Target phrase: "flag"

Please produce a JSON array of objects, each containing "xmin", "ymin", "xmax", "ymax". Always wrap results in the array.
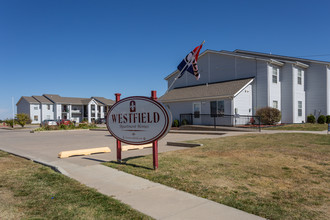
[{"xmin": 177, "ymin": 43, "xmax": 203, "ymax": 80}]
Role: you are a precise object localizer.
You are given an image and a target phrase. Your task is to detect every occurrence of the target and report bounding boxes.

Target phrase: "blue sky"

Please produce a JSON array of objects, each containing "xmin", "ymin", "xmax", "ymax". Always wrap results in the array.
[{"xmin": 1, "ymin": 0, "xmax": 330, "ymax": 119}]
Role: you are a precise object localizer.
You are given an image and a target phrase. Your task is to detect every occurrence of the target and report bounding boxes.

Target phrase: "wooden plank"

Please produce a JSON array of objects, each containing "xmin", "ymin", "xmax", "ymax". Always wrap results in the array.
[
  {"xmin": 122, "ymin": 143, "xmax": 153, "ymax": 151},
  {"xmin": 58, "ymin": 147, "xmax": 111, "ymax": 158}
]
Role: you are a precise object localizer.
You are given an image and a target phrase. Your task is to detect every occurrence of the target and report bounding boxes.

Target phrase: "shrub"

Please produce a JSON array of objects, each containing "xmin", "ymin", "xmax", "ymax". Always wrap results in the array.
[
  {"xmin": 59, "ymin": 124, "xmax": 68, "ymax": 130},
  {"xmin": 307, "ymin": 114, "xmax": 316, "ymax": 123},
  {"xmin": 256, "ymin": 107, "xmax": 281, "ymax": 125},
  {"xmin": 15, "ymin": 113, "xmax": 31, "ymax": 127},
  {"xmin": 317, "ymin": 115, "xmax": 326, "ymax": 124},
  {"xmin": 326, "ymin": 115, "xmax": 330, "ymax": 124},
  {"xmin": 172, "ymin": 119, "xmax": 179, "ymax": 127},
  {"xmin": 181, "ymin": 119, "xmax": 189, "ymax": 126},
  {"xmin": 4, "ymin": 119, "xmax": 16, "ymax": 128}
]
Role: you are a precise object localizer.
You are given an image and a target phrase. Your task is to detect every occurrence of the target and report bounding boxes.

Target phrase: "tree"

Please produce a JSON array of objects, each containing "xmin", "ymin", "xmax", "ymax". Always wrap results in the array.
[{"xmin": 15, "ymin": 113, "xmax": 31, "ymax": 127}]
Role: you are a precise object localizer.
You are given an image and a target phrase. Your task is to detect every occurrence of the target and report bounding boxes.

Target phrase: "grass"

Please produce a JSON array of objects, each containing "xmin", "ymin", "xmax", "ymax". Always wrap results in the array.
[
  {"xmin": 0, "ymin": 151, "xmax": 152, "ymax": 220},
  {"xmin": 104, "ymin": 133, "xmax": 330, "ymax": 220},
  {"xmin": 263, "ymin": 123, "xmax": 328, "ymax": 131}
]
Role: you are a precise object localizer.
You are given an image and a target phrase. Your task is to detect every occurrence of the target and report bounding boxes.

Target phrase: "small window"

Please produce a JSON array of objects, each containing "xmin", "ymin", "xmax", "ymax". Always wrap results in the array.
[
  {"xmin": 273, "ymin": 101, "xmax": 278, "ymax": 109},
  {"xmin": 34, "ymin": 115, "xmax": 38, "ymax": 121},
  {"xmin": 297, "ymin": 69, "xmax": 302, "ymax": 85},
  {"xmin": 210, "ymin": 100, "xmax": 224, "ymax": 116},
  {"xmin": 272, "ymin": 67, "xmax": 278, "ymax": 83},
  {"xmin": 47, "ymin": 115, "xmax": 50, "ymax": 119},
  {"xmin": 47, "ymin": 104, "xmax": 50, "ymax": 110},
  {"xmin": 34, "ymin": 106, "xmax": 38, "ymax": 110},
  {"xmin": 298, "ymin": 101, "xmax": 302, "ymax": 117}
]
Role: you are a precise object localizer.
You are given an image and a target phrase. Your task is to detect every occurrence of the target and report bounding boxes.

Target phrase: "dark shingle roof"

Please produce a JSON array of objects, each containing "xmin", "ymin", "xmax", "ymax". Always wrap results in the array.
[
  {"xmin": 92, "ymin": 97, "xmax": 115, "ymax": 105},
  {"xmin": 32, "ymin": 96, "xmax": 53, "ymax": 104},
  {"xmin": 43, "ymin": 94, "xmax": 90, "ymax": 105},
  {"xmin": 21, "ymin": 96, "xmax": 39, "ymax": 104},
  {"xmin": 159, "ymin": 78, "xmax": 254, "ymax": 103}
]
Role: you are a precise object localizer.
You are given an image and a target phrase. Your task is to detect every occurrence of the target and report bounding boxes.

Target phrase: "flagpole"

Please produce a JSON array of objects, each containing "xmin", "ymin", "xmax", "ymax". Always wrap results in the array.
[{"xmin": 165, "ymin": 41, "xmax": 205, "ymax": 94}]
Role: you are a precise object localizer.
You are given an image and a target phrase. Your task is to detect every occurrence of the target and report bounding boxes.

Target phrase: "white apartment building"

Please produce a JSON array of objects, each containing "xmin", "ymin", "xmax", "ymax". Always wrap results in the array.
[
  {"xmin": 16, "ymin": 94, "xmax": 114, "ymax": 124},
  {"xmin": 160, "ymin": 49, "xmax": 330, "ymax": 125}
]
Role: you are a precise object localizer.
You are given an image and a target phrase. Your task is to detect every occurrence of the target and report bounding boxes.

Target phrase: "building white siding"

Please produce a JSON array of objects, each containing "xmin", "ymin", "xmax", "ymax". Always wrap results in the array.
[
  {"xmin": 56, "ymin": 104, "xmax": 61, "ymax": 120},
  {"xmin": 293, "ymin": 67, "xmax": 306, "ymax": 123},
  {"xmin": 305, "ymin": 63, "xmax": 327, "ymax": 117},
  {"xmin": 268, "ymin": 65, "xmax": 281, "ymax": 111},
  {"xmin": 255, "ymin": 61, "xmax": 268, "ymax": 111},
  {"xmin": 41, "ymin": 104, "xmax": 54, "ymax": 121},
  {"xmin": 17, "ymin": 99, "xmax": 31, "ymax": 116},
  {"xmin": 234, "ymin": 84, "xmax": 252, "ymax": 116},
  {"xmin": 327, "ymin": 66, "xmax": 330, "ymax": 115},
  {"xmin": 30, "ymin": 104, "xmax": 41, "ymax": 124},
  {"xmin": 281, "ymin": 64, "xmax": 293, "ymax": 123}
]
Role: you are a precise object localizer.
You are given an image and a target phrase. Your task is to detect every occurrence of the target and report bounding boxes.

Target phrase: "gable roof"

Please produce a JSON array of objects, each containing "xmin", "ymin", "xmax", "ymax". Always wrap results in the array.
[
  {"xmin": 234, "ymin": 49, "xmax": 330, "ymax": 65},
  {"xmin": 92, "ymin": 97, "xmax": 115, "ymax": 105},
  {"xmin": 43, "ymin": 94, "xmax": 91, "ymax": 105},
  {"xmin": 159, "ymin": 78, "xmax": 254, "ymax": 103},
  {"xmin": 32, "ymin": 96, "xmax": 53, "ymax": 104},
  {"xmin": 16, "ymin": 96, "xmax": 39, "ymax": 105}
]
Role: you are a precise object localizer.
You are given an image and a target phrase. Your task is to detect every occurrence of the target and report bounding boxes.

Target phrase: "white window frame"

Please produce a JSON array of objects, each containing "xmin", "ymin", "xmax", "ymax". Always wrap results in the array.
[
  {"xmin": 47, "ymin": 104, "xmax": 51, "ymax": 110},
  {"xmin": 34, "ymin": 106, "xmax": 38, "ymax": 110},
  {"xmin": 272, "ymin": 67, "xmax": 278, "ymax": 84},
  {"xmin": 298, "ymin": 101, "xmax": 302, "ymax": 117},
  {"xmin": 273, "ymin": 100, "xmax": 278, "ymax": 109},
  {"xmin": 297, "ymin": 69, "xmax": 302, "ymax": 85}
]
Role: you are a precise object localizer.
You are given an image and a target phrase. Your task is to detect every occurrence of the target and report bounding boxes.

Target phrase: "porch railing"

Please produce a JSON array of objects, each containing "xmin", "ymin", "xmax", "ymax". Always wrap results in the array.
[{"xmin": 180, "ymin": 114, "xmax": 261, "ymax": 131}]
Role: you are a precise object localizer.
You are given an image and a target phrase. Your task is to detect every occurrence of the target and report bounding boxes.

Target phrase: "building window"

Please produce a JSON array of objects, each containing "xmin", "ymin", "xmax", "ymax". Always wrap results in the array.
[
  {"xmin": 47, "ymin": 115, "xmax": 50, "ymax": 119},
  {"xmin": 34, "ymin": 106, "xmax": 38, "ymax": 110},
  {"xmin": 210, "ymin": 101, "xmax": 224, "ymax": 116},
  {"xmin": 297, "ymin": 69, "xmax": 302, "ymax": 85},
  {"xmin": 298, "ymin": 101, "xmax": 302, "ymax": 117},
  {"xmin": 34, "ymin": 115, "xmax": 38, "ymax": 121},
  {"xmin": 272, "ymin": 67, "xmax": 278, "ymax": 83},
  {"xmin": 273, "ymin": 100, "xmax": 278, "ymax": 109},
  {"xmin": 47, "ymin": 104, "xmax": 50, "ymax": 110}
]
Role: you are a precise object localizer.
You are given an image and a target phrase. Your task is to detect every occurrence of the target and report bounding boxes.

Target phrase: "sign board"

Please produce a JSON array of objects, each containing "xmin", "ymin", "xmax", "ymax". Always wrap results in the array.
[{"xmin": 106, "ymin": 96, "xmax": 171, "ymax": 145}]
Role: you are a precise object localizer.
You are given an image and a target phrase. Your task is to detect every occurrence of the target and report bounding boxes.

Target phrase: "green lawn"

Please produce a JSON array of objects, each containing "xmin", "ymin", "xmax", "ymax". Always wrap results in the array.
[
  {"xmin": 263, "ymin": 123, "xmax": 328, "ymax": 131},
  {"xmin": 0, "ymin": 151, "xmax": 152, "ymax": 220},
  {"xmin": 104, "ymin": 133, "xmax": 330, "ymax": 220}
]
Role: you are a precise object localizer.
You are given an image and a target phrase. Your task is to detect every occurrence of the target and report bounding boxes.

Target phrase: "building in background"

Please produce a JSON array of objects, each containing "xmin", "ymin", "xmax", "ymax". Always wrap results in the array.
[
  {"xmin": 160, "ymin": 49, "xmax": 330, "ymax": 125},
  {"xmin": 16, "ymin": 94, "xmax": 114, "ymax": 124}
]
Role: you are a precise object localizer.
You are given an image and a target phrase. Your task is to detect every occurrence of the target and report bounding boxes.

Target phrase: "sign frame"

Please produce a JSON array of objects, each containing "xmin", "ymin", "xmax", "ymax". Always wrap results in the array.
[{"xmin": 106, "ymin": 96, "xmax": 171, "ymax": 145}]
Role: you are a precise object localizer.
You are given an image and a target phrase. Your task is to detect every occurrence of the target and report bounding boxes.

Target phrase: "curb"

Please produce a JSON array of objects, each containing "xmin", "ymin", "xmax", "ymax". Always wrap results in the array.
[
  {"xmin": 0, "ymin": 148, "xmax": 68, "ymax": 176},
  {"xmin": 169, "ymin": 131, "xmax": 225, "ymax": 135},
  {"xmin": 167, "ymin": 142, "xmax": 203, "ymax": 147}
]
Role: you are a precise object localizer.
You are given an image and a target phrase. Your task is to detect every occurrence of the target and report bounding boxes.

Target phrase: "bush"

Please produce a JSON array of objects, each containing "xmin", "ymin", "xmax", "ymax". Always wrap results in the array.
[
  {"xmin": 172, "ymin": 119, "xmax": 179, "ymax": 127},
  {"xmin": 307, "ymin": 114, "xmax": 316, "ymax": 123},
  {"xmin": 181, "ymin": 119, "xmax": 189, "ymax": 126},
  {"xmin": 15, "ymin": 113, "xmax": 31, "ymax": 127},
  {"xmin": 256, "ymin": 107, "xmax": 281, "ymax": 125},
  {"xmin": 326, "ymin": 115, "xmax": 330, "ymax": 124},
  {"xmin": 317, "ymin": 115, "xmax": 326, "ymax": 124},
  {"xmin": 4, "ymin": 119, "xmax": 16, "ymax": 128},
  {"xmin": 59, "ymin": 124, "xmax": 68, "ymax": 130}
]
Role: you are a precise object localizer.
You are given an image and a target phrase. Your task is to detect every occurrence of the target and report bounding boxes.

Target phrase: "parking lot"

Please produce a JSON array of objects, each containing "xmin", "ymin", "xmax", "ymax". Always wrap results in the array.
[{"xmin": 0, "ymin": 128, "xmax": 221, "ymax": 167}]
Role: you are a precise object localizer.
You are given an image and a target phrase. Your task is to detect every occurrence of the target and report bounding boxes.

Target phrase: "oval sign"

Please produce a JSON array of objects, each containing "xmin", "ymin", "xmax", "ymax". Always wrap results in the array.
[{"xmin": 106, "ymin": 96, "xmax": 171, "ymax": 145}]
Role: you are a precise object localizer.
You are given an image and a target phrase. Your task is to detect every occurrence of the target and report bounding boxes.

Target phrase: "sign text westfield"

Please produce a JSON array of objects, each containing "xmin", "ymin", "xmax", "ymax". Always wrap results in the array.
[{"xmin": 106, "ymin": 96, "xmax": 171, "ymax": 145}]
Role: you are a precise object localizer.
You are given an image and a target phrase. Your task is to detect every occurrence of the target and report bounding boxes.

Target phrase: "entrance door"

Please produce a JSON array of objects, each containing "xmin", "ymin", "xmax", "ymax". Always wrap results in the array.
[{"xmin": 193, "ymin": 102, "xmax": 202, "ymax": 125}]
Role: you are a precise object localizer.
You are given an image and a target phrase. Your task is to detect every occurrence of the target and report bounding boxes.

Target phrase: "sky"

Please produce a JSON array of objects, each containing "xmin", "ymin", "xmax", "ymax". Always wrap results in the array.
[{"xmin": 1, "ymin": 0, "xmax": 330, "ymax": 119}]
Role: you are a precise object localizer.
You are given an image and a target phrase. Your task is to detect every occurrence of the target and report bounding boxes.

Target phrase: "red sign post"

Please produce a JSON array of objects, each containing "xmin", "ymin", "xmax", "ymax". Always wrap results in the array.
[
  {"xmin": 115, "ymin": 93, "xmax": 122, "ymax": 162},
  {"xmin": 151, "ymin": 91, "xmax": 158, "ymax": 169}
]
